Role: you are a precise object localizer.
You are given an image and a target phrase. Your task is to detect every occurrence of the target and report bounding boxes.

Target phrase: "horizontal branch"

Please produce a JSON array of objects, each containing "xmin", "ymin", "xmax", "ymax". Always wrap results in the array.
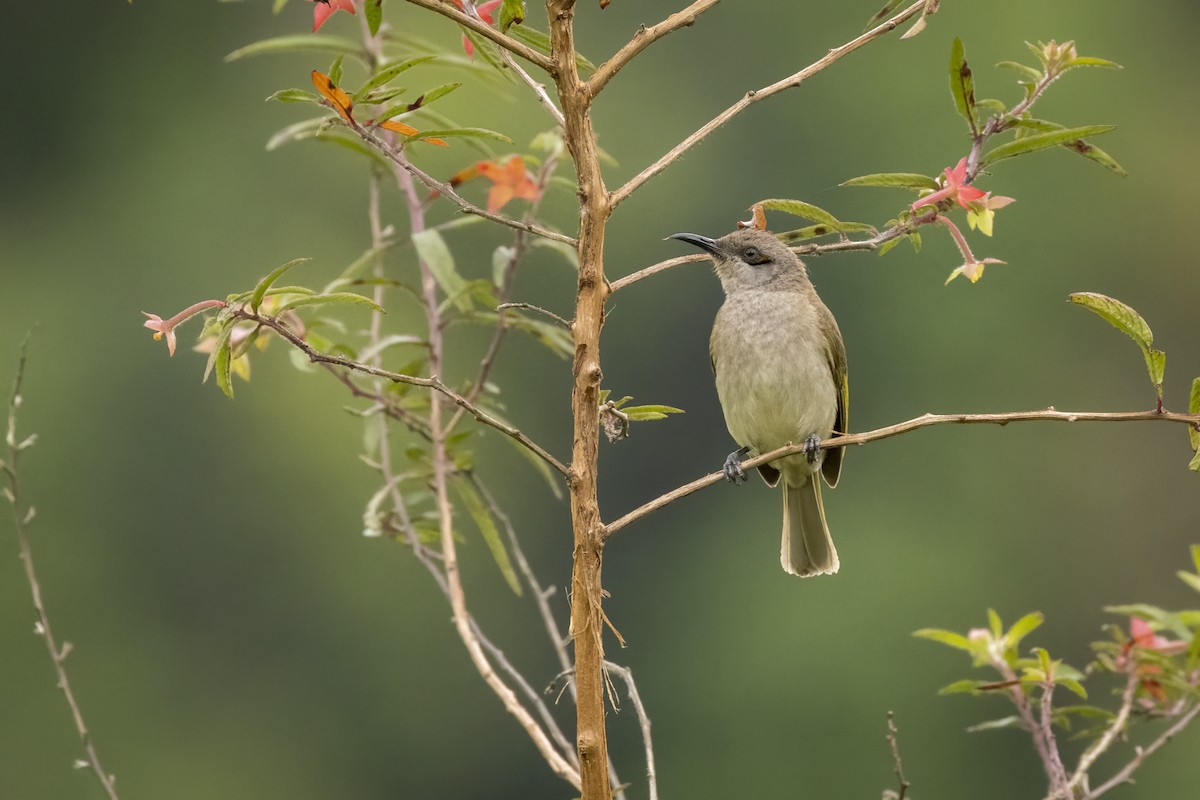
[
  {"xmin": 1087, "ymin": 701, "xmax": 1200, "ymax": 798},
  {"xmin": 609, "ymin": 0, "xmax": 928, "ymax": 209},
  {"xmin": 402, "ymin": 0, "xmax": 557, "ymax": 74},
  {"xmin": 602, "ymin": 406, "xmax": 1200, "ymax": 538},
  {"xmin": 234, "ymin": 309, "xmax": 569, "ymax": 476},
  {"xmin": 586, "ymin": 0, "xmax": 720, "ymax": 99}
]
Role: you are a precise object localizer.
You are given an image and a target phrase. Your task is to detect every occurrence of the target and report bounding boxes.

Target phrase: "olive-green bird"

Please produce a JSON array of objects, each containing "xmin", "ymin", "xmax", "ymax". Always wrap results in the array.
[{"xmin": 670, "ymin": 228, "xmax": 849, "ymax": 576}]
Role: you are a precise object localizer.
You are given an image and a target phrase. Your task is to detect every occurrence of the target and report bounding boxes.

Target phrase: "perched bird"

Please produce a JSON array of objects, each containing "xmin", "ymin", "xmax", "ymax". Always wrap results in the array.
[{"xmin": 670, "ymin": 229, "xmax": 848, "ymax": 576}]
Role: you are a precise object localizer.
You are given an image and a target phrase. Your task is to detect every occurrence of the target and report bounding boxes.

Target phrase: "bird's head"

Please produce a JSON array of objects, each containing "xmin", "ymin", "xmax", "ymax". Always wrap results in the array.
[{"xmin": 669, "ymin": 228, "xmax": 808, "ymax": 293}]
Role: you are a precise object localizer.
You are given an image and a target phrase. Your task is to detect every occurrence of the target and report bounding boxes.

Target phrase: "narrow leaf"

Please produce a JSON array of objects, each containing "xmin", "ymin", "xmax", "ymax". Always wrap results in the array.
[
  {"xmin": 1005, "ymin": 611, "xmax": 1044, "ymax": 649},
  {"xmin": 275, "ymin": 292, "xmax": 384, "ymax": 315},
  {"xmin": 454, "ymin": 479, "xmax": 522, "ymax": 595},
  {"xmin": 226, "ymin": 35, "xmax": 366, "ymax": 63},
  {"xmin": 996, "ymin": 60, "xmax": 1042, "ymax": 82},
  {"xmin": 215, "ymin": 337, "xmax": 235, "ymax": 399},
  {"xmin": 1068, "ymin": 292, "xmax": 1154, "ymax": 351},
  {"xmin": 365, "ymin": 0, "xmax": 383, "ymax": 37},
  {"xmin": 758, "ymin": 198, "xmax": 841, "ymax": 228},
  {"xmin": 412, "ymin": 230, "xmax": 470, "ymax": 312},
  {"xmin": 202, "ymin": 322, "xmax": 236, "ymax": 387},
  {"xmin": 1189, "ymin": 378, "xmax": 1200, "ymax": 451},
  {"xmin": 251, "ymin": 257, "xmax": 309, "ymax": 312},
  {"xmin": 949, "ymin": 37, "xmax": 978, "ymax": 135},
  {"xmin": 865, "ymin": 0, "xmax": 906, "ymax": 29},
  {"xmin": 841, "ymin": 172, "xmax": 939, "ymax": 190},
  {"xmin": 266, "ymin": 89, "xmax": 320, "ymax": 104},
  {"xmin": 777, "ymin": 222, "xmax": 876, "ymax": 243},
  {"xmin": 983, "ymin": 125, "xmax": 1117, "ymax": 164},
  {"xmin": 508, "ymin": 26, "xmax": 595, "ymax": 73},
  {"xmin": 913, "ymin": 628, "xmax": 975, "ymax": 653},
  {"xmin": 352, "ymin": 55, "xmax": 438, "ymax": 101},
  {"xmin": 1065, "ymin": 56, "xmax": 1122, "ymax": 70},
  {"xmin": 498, "ymin": 0, "xmax": 525, "ymax": 32},
  {"xmin": 938, "ymin": 679, "xmax": 987, "ymax": 696},
  {"xmin": 410, "ymin": 127, "xmax": 513, "ymax": 144},
  {"xmin": 328, "ymin": 55, "xmax": 345, "ymax": 87},
  {"xmin": 967, "ymin": 715, "xmax": 1024, "ymax": 732}
]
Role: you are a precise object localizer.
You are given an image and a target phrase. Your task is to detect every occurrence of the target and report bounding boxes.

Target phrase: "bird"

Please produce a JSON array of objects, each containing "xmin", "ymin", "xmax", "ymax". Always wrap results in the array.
[{"xmin": 670, "ymin": 228, "xmax": 848, "ymax": 576}]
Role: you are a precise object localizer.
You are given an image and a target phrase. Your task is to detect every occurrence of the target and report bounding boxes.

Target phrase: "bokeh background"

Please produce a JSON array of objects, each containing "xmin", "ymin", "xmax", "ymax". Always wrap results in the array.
[{"xmin": 3, "ymin": 1, "xmax": 1199, "ymax": 798}]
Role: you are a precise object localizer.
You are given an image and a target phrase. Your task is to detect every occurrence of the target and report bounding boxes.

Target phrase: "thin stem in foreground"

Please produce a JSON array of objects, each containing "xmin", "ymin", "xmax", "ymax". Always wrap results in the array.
[
  {"xmin": 4, "ymin": 339, "xmax": 120, "ymax": 800},
  {"xmin": 402, "ymin": 0, "xmax": 557, "ymax": 73},
  {"xmin": 602, "ymin": 406, "xmax": 1200, "ymax": 538}
]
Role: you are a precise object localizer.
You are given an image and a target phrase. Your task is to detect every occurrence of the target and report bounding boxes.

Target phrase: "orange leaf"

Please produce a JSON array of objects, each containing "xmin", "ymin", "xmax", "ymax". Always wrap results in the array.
[
  {"xmin": 476, "ymin": 156, "xmax": 539, "ymax": 211},
  {"xmin": 311, "ymin": 70, "xmax": 355, "ymax": 125},
  {"xmin": 380, "ymin": 119, "xmax": 420, "ymax": 136}
]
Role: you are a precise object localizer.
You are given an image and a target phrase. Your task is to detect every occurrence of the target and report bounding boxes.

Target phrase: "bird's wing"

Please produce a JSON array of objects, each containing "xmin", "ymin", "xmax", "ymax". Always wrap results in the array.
[{"xmin": 820, "ymin": 302, "xmax": 848, "ymax": 488}]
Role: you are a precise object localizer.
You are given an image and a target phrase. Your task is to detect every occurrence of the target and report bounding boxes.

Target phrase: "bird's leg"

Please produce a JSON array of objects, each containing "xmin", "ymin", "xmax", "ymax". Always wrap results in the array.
[
  {"xmin": 802, "ymin": 434, "xmax": 822, "ymax": 465},
  {"xmin": 723, "ymin": 445, "xmax": 750, "ymax": 484}
]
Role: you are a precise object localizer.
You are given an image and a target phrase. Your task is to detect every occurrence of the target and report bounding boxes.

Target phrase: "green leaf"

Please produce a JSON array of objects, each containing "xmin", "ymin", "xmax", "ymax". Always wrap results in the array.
[
  {"xmin": 841, "ymin": 172, "xmax": 939, "ymax": 190},
  {"xmin": 410, "ymin": 127, "xmax": 513, "ymax": 144},
  {"xmin": 202, "ymin": 321, "xmax": 236, "ymax": 388},
  {"xmin": 275, "ymin": 292, "xmax": 384, "ymax": 315},
  {"xmin": 266, "ymin": 118, "xmax": 326, "ymax": 151},
  {"xmin": 454, "ymin": 478, "xmax": 522, "ymax": 595},
  {"xmin": 460, "ymin": 27, "xmax": 513, "ymax": 81},
  {"xmin": 776, "ymin": 221, "xmax": 877, "ymax": 243},
  {"xmin": 949, "ymin": 37, "xmax": 979, "ymax": 135},
  {"xmin": 623, "ymin": 404, "xmax": 685, "ymax": 422},
  {"xmin": 983, "ymin": 125, "xmax": 1117, "ymax": 165},
  {"xmin": 328, "ymin": 54, "xmax": 345, "ymax": 86},
  {"xmin": 1006, "ymin": 612, "xmax": 1044, "ymax": 649},
  {"xmin": 404, "ymin": 82, "xmax": 463, "ymax": 111},
  {"xmin": 758, "ymin": 198, "xmax": 842, "ymax": 228},
  {"xmin": 967, "ymin": 715, "xmax": 1023, "ymax": 732},
  {"xmin": 272, "ymin": 0, "xmax": 290, "ymax": 12},
  {"xmin": 352, "ymin": 55, "xmax": 438, "ymax": 101},
  {"xmin": 988, "ymin": 608, "xmax": 1004, "ymax": 640},
  {"xmin": 1064, "ymin": 56, "xmax": 1122, "ymax": 70},
  {"xmin": 1190, "ymin": 450, "xmax": 1200, "ymax": 473},
  {"xmin": 226, "ymin": 35, "xmax": 367, "ymax": 64},
  {"xmin": 215, "ymin": 336, "xmax": 234, "ymax": 399},
  {"xmin": 1192, "ymin": 544, "xmax": 1200, "ymax": 574},
  {"xmin": 1189, "ymin": 379, "xmax": 1200, "ymax": 452},
  {"xmin": 1069, "ymin": 292, "xmax": 1164, "ymax": 401},
  {"xmin": 365, "ymin": 0, "xmax": 383, "ymax": 37},
  {"xmin": 498, "ymin": 0, "xmax": 525, "ymax": 32},
  {"xmin": 938, "ymin": 679, "xmax": 988, "ymax": 696},
  {"xmin": 251, "ymin": 257, "xmax": 310, "ymax": 313},
  {"xmin": 266, "ymin": 88, "xmax": 320, "ymax": 104},
  {"xmin": 913, "ymin": 628, "xmax": 975, "ymax": 653},
  {"xmin": 1176, "ymin": 570, "xmax": 1200, "ymax": 593},
  {"xmin": 1010, "ymin": 120, "xmax": 1127, "ymax": 175},
  {"xmin": 996, "ymin": 60, "xmax": 1042, "ymax": 82},
  {"xmin": 412, "ymin": 230, "xmax": 470, "ymax": 312},
  {"xmin": 1058, "ymin": 678, "xmax": 1088, "ymax": 700}
]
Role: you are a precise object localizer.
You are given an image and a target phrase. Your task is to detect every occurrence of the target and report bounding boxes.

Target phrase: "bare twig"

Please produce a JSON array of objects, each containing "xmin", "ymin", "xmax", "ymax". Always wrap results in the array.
[
  {"xmin": 4, "ymin": 337, "xmax": 120, "ymax": 800},
  {"xmin": 586, "ymin": 0, "xmax": 721, "ymax": 99},
  {"xmin": 231, "ymin": 309, "xmax": 569, "ymax": 476},
  {"xmin": 497, "ymin": 302, "xmax": 572, "ymax": 329},
  {"xmin": 1087, "ymin": 701, "xmax": 1200, "ymax": 798},
  {"xmin": 885, "ymin": 711, "xmax": 910, "ymax": 800},
  {"xmin": 610, "ymin": 0, "xmax": 930, "ymax": 209},
  {"xmin": 1038, "ymin": 681, "xmax": 1071, "ymax": 794},
  {"xmin": 1064, "ymin": 669, "xmax": 1139, "ymax": 796},
  {"xmin": 603, "ymin": 407, "xmax": 1200, "ymax": 538},
  {"xmin": 402, "ymin": 0, "xmax": 556, "ymax": 73},
  {"xmin": 604, "ymin": 661, "xmax": 658, "ymax": 800}
]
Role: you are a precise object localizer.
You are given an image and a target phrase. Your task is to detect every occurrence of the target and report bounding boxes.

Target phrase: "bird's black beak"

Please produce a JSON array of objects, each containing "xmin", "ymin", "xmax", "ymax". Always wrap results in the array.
[{"xmin": 668, "ymin": 232, "xmax": 721, "ymax": 257}]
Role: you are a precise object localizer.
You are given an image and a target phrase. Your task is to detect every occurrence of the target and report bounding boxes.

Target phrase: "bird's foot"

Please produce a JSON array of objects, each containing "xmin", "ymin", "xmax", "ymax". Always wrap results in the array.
[
  {"xmin": 803, "ymin": 434, "xmax": 822, "ymax": 465},
  {"xmin": 723, "ymin": 446, "xmax": 750, "ymax": 484}
]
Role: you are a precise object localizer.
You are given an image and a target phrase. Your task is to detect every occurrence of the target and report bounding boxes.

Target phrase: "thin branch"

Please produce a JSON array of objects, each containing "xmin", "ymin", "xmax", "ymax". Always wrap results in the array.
[
  {"xmin": 602, "ymin": 406, "xmax": 1200, "ymax": 538},
  {"xmin": 459, "ymin": 0, "xmax": 564, "ymax": 126},
  {"xmin": 603, "ymin": 661, "xmax": 658, "ymax": 800},
  {"xmin": 348, "ymin": 124, "xmax": 576, "ymax": 245},
  {"xmin": 400, "ymin": 158, "xmax": 582, "ymax": 790},
  {"xmin": 497, "ymin": 302, "xmax": 572, "ymax": 329},
  {"xmin": 4, "ymin": 337, "xmax": 120, "ymax": 800},
  {"xmin": 1065, "ymin": 669, "xmax": 1139, "ymax": 796},
  {"xmin": 609, "ymin": 0, "xmax": 929, "ymax": 209},
  {"xmin": 885, "ymin": 711, "xmax": 911, "ymax": 800},
  {"xmin": 585, "ymin": 0, "xmax": 720, "ymax": 99},
  {"xmin": 402, "ymin": 0, "xmax": 557, "ymax": 74},
  {"xmin": 232, "ymin": 309, "xmax": 569, "ymax": 476},
  {"xmin": 1087, "ymin": 701, "xmax": 1200, "ymax": 798},
  {"xmin": 1038, "ymin": 681, "xmax": 1071, "ymax": 794}
]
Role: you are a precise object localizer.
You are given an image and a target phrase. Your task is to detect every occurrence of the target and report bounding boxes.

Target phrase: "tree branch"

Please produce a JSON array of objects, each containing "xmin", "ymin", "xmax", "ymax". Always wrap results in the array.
[
  {"xmin": 603, "ymin": 661, "xmax": 658, "ymax": 800},
  {"xmin": 603, "ymin": 407, "xmax": 1200, "ymax": 538},
  {"xmin": 609, "ymin": 0, "xmax": 929, "ymax": 209},
  {"xmin": 585, "ymin": 0, "xmax": 720, "ymax": 99},
  {"xmin": 232, "ymin": 309, "xmax": 569, "ymax": 476},
  {"xmin": 4, "ymin": 337, "xmax": 121, "ymax": 800},
  {"xmin": 1087, "ymin": 701, "xmax": 1200, "ymax": 798},
  {"xmin": 402, "ymin": 0, "xmax": 557, "ymax": 74}
]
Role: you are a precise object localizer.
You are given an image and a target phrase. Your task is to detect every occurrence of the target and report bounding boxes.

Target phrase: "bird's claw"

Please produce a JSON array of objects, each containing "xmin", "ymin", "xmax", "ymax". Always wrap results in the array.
[
  {"xmin": 723, "ymin": 448, "xmax": 748, "ymax": 484},
  {"xmin": 803, "ymin": 434, "xmax": 822, "ymax": 465}
]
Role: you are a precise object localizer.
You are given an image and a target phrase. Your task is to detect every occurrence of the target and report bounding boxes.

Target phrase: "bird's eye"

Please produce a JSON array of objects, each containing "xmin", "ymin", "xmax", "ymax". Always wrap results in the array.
[{"xmin": 742, "ymin": 246, "xmax": 768, "ymax": 265}]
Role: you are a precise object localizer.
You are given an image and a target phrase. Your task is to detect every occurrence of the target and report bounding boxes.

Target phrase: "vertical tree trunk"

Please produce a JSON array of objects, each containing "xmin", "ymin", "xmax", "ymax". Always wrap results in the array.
[{"xmin": 548, "ymin": 1, "xmax": 613, "ymax": 798}]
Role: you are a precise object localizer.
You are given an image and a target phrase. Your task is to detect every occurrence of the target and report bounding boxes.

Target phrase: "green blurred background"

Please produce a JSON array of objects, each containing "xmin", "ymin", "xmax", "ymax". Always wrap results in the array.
[{"xmin": 3, "ymin": 1, "xmax": 1199, "ymax": 798}]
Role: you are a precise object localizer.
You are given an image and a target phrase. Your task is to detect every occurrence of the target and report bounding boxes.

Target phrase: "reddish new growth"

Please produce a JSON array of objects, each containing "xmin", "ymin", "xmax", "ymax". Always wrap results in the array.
[
  {"xmin": 311, "ymin": 0, "xmax": 355, "ymax": 33},
  {"xmin": 913, "ymin": 157, "xmax": 986, "ymax": 211},
  {"xmin": 451, "ymin": 156, "xmax": 540, "ymax": 212},
  {"xmin": 452, "ymin": 0, "xmax": 503, "ymax": 57},
  {"xmin": 1120, "ymin": 617, "xmax": 1189, "ymax": 703}
]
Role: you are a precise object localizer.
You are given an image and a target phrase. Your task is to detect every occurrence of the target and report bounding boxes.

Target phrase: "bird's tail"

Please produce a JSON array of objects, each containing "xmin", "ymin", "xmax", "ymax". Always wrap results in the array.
[{"xmin": 781, "ymin": 478, "xmax": 839, "ymax": 577}]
